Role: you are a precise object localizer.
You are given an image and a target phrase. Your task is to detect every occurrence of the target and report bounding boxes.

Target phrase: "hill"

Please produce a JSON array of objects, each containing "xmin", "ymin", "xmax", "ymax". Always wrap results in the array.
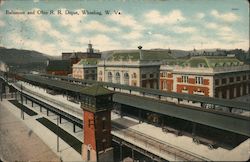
[{"xmin": 0, "ymin": 47, "xmax": 55, "ymax": 72}]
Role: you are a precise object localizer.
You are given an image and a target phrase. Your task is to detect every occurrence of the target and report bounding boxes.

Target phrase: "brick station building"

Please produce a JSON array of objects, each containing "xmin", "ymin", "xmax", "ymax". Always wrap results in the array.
[{"xmin": 160, "ymin": 56, "xmax": 250, "ymax": 99}]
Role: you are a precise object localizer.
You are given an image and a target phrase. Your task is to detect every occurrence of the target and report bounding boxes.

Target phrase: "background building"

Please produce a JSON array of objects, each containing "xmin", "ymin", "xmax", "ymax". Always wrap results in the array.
[
  {"xmin": 72, "ymin": 58, "xmax": 98, "ymax": 80},
  {"xmin": 97, "ymin": 47, "xmax": 171, "ymax": 89},
  {"xmin": 46, "ymin": 43, "xmax": 101, "ymax": 76},
  {"xmin": 62, "ymin": 43, "xmax": 101, "ymax": 60},
  {"xmin": 46, "ymin": 60, "xmax": 71, "ymax": 76},
  {"xmin": 160, "ymin": 56, "xmax": 250, "ymax": 99}
]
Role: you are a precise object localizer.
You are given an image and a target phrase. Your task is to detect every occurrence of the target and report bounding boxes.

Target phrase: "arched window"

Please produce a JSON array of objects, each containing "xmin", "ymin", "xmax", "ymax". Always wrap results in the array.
[
  {"xmin": 108, "ymin": 72, "xmax": 112, "ymax": 83},
  {"xmin": 115, "ymin": 72, "xmax": 120, "ymax": 84},
  {"xmin": 124, "ymin": 73, "xmax": 129, "ymax": 85}
]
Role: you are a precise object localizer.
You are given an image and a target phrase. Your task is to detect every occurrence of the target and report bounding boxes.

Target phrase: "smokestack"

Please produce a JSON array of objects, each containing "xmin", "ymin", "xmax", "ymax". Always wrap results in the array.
[{"xmin": 138, "ymin": 45, "xmax": 143, "ymax": 60}]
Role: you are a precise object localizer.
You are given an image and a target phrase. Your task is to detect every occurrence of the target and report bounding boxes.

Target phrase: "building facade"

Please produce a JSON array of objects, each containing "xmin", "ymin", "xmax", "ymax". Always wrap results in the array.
[
  {"xmin": 72, "ymin": 59, "xmax": 98, "ymax": 80},
  {"xmin": 97, "ymin": 48, "xmax": 164, "ymax": 89},
  {"xmin": 160, "ymin": 56, "xmax": 250, "ymax": 99},
  {"xmin": 46, "ymin": 60, "xmax": 71, "ymax": 76},
  {"xmin": 46, "ymin": 43, "xmax": 101, "ymax": 76},
  {"xmin": 98, "ymin": 60, "xmax": 160, "ymax": 88}
]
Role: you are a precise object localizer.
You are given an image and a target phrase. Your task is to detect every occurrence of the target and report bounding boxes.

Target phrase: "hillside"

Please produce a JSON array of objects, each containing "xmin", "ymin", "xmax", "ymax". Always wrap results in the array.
[
  {"xmin": 0, "ymin": 47, "xmax": 56, "ymax": 72},
  {"xmin": 0, "ymin": 47, "xmax": 51, "ymax": 65}
]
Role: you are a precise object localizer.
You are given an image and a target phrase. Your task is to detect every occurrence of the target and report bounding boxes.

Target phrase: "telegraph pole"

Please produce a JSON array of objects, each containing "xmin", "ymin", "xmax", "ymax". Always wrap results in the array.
[
  {"xmin": 57, "ymin": 115, "xmax": 59, "ymax": 152},
  {"xmin": 20, "ymin": 84, "xmax": 24, "ymax": 120},
  {"xmin": 0, "ymin": 82, "xmax": 2, "ymax": 101}
]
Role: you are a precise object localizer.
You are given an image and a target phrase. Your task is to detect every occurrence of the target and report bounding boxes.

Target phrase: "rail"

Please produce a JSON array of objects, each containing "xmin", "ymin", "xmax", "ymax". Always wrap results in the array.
[
  {"xmin": 111, "ymin": 122, "xmax": 210, "ymax": 161},
  {"xmin": 13, "ymin": 82, "xmax": 82, "ymax": 118}
]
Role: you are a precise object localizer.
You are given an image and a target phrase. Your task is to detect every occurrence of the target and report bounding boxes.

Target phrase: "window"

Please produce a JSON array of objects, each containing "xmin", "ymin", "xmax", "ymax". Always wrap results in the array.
[
  {"xmin": 162, "ymin": 72, "xmax": 167, "ymax": 77},
  {"xmin": 102, "ymin": 117, "xmax": 106, "ymax": 130},
  {"xmin": 163, "ymin": 80, "xmax": 167, "ymax": 90},
  {"xmin": 132, "ymin": 73, "xmax": 137, "ymax": 79},
  {"xmin": 87, "ymin": 149, "xmax": 90, "ymax": 161},
  {"xmin": 243, "ymin": 75, "xmax": 246, "ymax": 80},
  {"xmin": 215, "ymin": 79, "xmax": 219, "ymax": 85},
  {"xmin": 229, "ymin": 77, "xmax": 234, "ymax": 83},
  {"xmin": 222, "ymin": 78, "xmax": 227, "ymax": 84},
  {"xmin": 91, "ymin": 70, "xmax": 95, "ymax": 73},
  {"xmin": 195, "ymin": 76, "xmax": 204, "ymax": 84},
  {"xmin": 108, "ymin": 72, "xmax": 112, "ymax": 82},
  {"xmin": 236, "ymin": 76, "xmax": 241, "ymax": 81},
  {"xmin": 198, "ymin": 63, "xmax": 205, "ymax": 67},
  {"xmin": 142, "ymin": 74, "xmax": 146, "ymax": 79},
  {"xmin": 85, "ymin": 70, "xmax": 89, "ymax": 74},
  {"xmin": 124, "ymin": 73, "xmax": 129, "ymax": 85},
  {"xmin": 181, "ymin": 75, "xmax": 188, "ymax": 83},
  {"xmin": 88, "ymin": 119, "xmax": 91, "ymax": 128},
  {"xmin": 150, "ymin": 74, "xmax": 154, "ymax": 78},
  {"xmin": 115, "ymin": 72, "xmax": 120, "ymax": 84}
]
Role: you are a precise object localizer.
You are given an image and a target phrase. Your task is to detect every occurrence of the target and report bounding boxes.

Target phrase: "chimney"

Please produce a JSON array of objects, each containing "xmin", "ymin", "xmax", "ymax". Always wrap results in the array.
[{"xmin": 138, "ymin": 45, "xmax": 143, "ymax": 60}]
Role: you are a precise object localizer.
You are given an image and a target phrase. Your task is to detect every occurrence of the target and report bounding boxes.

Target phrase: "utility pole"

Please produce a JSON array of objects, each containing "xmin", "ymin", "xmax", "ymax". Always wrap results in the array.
[
  {"xmin": 0, "ymin": 82, "xmax": 2, "ymax": 101},
  {"xmin": 20, "ymin": 84, "xmax": 24, "ymax": 120},
  {"xmin": 57, "ymin": 115, "xmax": 59, "ymax": 152}
]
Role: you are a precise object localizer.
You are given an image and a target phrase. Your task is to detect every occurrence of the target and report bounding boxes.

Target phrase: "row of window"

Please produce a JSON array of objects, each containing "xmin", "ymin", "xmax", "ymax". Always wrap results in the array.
[
  {"xmin": 85, "ymin": 69, "xmax": 96, "ymax": 74},
  {"xmin": 99, "ymin": 71, "xmax": 137, "ymax": 79},
  {"xmin": 160, "ymin": 72, "xmax": 172, "ymax": 78},
  {"xmin": 107, "ymin": 72, "xmax": 130, "ymax": 84},
  {"xmin": 181, "ymin": 76, "xmax": 204, "ymax": 85},
  {"xmin": 215, "ymin": 75, "xmax": 249, "ymax": 86},
  {"xmin": 142, "ymin": 73, "xmax": 158, "ymax": 79}
]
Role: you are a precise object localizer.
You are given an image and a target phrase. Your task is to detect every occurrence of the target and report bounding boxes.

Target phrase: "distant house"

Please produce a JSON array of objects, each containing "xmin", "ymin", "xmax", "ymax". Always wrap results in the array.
[
  {"xmin": 46, "ymin": 60, "xmax": 71, "ymax": 76},
  {"xmin": 160, "ymin": 56, "xmax": 250, "ymax": 99}
]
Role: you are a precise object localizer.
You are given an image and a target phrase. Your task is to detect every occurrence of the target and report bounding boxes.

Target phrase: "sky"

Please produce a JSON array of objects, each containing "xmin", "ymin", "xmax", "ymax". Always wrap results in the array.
[{"xmin": 0, "ymin": 0, "xmax": 249, "ymax": 56}]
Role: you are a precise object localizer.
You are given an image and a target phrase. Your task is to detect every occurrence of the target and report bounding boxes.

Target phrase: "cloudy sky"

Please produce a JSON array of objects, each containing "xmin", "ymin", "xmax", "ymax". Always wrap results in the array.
[{"xmin": 0, "ymin": 0, "xmax": 249, "ymax": 56}]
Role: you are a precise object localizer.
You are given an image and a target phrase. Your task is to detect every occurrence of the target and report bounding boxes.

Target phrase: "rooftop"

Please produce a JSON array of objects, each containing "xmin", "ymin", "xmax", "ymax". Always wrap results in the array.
[
  {"xmin": 74, "ymin": 58, "xmax": 99, "ymax": 66},
  {"xmin": 107, "ymin": 50, "xmax": 174, "ymax": 61},
  {"xmin": 80, "ymin": 84, "xmax": 113, "ymax": 96},
  {"xmin": 181, "ymin": 56, "xmax": 244, "ymax": 68}
]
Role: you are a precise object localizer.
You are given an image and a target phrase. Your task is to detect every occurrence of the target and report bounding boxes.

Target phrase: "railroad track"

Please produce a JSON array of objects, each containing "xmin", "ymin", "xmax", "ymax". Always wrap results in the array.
[{"xmin": 111, "ymin": 121, "xmax": 210, "ymax": 161}]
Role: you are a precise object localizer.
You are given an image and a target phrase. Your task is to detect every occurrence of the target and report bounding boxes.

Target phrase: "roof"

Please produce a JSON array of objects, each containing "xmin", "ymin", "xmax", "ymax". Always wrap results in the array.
[
  {"xmin": 114, "ymin": 93, "xmax": 250, "ymax": 137},
  {"xmin": 107, "ymin": 50, "xmax": 174, "ymax": 61},
  {"xmin": 69, "ymin": 53, "xmax": 78, "ymax": 59},
  {"xmin": 75, "ymin": 58, "xmax": 99, "ymax": 66},
  {"xmin": 20, "ymin": 74, "xmax": 250, "ymax": 136},
  {"xmin": 46, "ymin": 60, "xmax": 71, "ymax": 71},
  {"xmin": 181, "ymin": 56, "xmax": 244, "ymax": 68},
  {"xmin": 162, "ymin": 58, "xmax": 187, "ymax": 65},
  {"xmin": 62, "ymin": 52, "xmax": 101, "ymax": 59},
  {"xmin": 80, "ymin": 84, "xmax": 113, "ymax": 96}
]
